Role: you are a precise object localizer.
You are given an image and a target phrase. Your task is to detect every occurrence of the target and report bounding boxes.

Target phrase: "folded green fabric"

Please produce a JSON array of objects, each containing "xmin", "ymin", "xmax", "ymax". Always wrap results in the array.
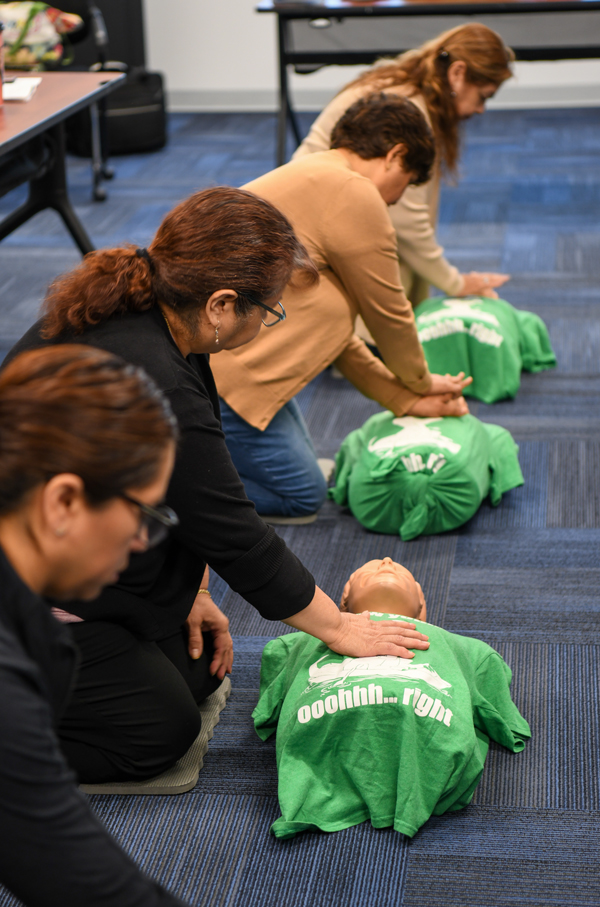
[
  {"xmin": 414, "ymin": 296, "xmax": 556, "ymax": 403},
  {"xmin": 329, "ymin": 412, "xmax": 524, "ymax": 540}
]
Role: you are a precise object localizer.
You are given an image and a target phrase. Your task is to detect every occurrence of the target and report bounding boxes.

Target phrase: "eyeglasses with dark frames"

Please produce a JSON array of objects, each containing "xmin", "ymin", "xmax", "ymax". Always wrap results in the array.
[
  {"xmin": 120, "ymin": 493, "xmax": 179, "ymax": 548},
  {"xmin": 243, "ymin": 293, "xmax": 287, "ymax": 327}
]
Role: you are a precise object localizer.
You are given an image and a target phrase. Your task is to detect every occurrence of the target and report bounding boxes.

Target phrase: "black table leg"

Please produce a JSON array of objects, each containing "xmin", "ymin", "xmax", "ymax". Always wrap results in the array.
[
  {"xmin": 287, "ymin": 94, "xmax": 303, "ymax": 148},
  {"xmin": 276, "ymin": 17, "xmax": 292, "ymax": 166},
  {"xmin": 0, "ymin": 123, "xmax": 94, "ymax": 255}
]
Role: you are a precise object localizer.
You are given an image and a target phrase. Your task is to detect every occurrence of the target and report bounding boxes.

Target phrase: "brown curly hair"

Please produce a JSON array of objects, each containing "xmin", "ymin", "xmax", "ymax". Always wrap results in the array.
[
  {"xmin": 342, "ymin": 23, "xmax": 514, "ymax": 176},
  {"xmin": 41, "ymin": 187, "xmax": 318, "ymax": 338},
  {"xmin": 330, "ymin": 93, "xmax": 435, "ymax": 185}
]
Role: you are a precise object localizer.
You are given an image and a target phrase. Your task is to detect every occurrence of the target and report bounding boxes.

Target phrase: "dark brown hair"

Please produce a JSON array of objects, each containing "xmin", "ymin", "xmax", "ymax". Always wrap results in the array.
[
  {"xmin": 330, "ymin": 93, "xmax": 435, "ymax": 185},
  {"xmin": 41, "ymin": 187, "xmax": 318, "ymax": 338},
  {"xmin": 0, "ymin": 345, "xmax": 178, "ymax": 515},
  {"xmin": 342, "ymin": 23, "xmax": 514, "ymax": 175}
]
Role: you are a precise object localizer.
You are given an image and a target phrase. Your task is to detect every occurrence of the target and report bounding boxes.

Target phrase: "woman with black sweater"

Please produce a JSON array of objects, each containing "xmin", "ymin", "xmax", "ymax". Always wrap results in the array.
[{"xmin": 7, "ymin": 187, "xmax": 430, "ymax": 784}]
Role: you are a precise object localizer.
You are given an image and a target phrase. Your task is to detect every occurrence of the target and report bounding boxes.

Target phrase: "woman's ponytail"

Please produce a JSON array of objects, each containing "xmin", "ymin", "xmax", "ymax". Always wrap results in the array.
[{"xmin": 41, "ymin": 245, "xmax": 156, "ymax": 338}]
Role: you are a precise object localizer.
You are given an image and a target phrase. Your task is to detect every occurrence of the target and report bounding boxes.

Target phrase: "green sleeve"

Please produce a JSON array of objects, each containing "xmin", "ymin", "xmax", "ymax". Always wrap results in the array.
[
  {"xmin": 472, "ymin": 652, "xmax": 531, "ymax": 751},
  {"xmin": 328, "ymin": 425, "xmax": 366, "ymax": 505},
  {"xmin": 252, "ymin": 636, "xmax": 293, "ymax": 741},
  {"xmin": 481, "ymin": 422, "xmax": 524, "ymax": 506},
  {"xmin": 514, "ymin": 308, "xmax": 557, "ymax": 373}
]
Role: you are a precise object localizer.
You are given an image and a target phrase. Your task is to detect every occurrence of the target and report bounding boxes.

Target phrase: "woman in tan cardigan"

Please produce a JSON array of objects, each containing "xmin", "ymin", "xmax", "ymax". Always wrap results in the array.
[
  {"xmin": 212, "ymin": 95, "xmax": 471, "ymax": 521},
  {"xmin": 294, "ymin": 23, "xmax": 514, "ymax": 306}
]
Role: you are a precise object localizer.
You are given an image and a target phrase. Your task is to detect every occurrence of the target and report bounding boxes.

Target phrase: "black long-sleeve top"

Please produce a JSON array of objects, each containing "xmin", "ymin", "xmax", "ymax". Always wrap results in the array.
[
  {"xmin": 6, "ymin": 307, "xmax": 315, "ymax": 638},
  {"xmin": 0, "ymin": 546, "xmax": 188, "ymax": 906}
]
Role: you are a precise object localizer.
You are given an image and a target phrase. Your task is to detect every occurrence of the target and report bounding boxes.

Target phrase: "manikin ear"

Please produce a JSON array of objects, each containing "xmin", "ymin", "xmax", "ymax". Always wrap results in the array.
[
  {"xmin": 384, "ymin": 143, "xmax": 407, "ymax": 171},
  {"xmin": 447, "ymin": 60, "xmax": 467, "ymax": 94},
  {"xmin": 416, "ymin": 582, "xmax": 427, "ymax": 622},
  {"xmin": 204, "ymin": 289, "xmax": 239, "ymax": 327},
  {"xmin": 41, "ymin": 473, "xmax": 87, "ymax": 538},
  {"xmin": 339, "ymin": 578, "xmax": 352, "ymax": 612}
]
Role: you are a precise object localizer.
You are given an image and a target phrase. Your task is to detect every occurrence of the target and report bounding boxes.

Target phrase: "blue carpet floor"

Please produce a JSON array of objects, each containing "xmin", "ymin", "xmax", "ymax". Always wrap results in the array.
[{"xmin": 1, "ymin": 106, "xmax": 599, "ymax": 906}]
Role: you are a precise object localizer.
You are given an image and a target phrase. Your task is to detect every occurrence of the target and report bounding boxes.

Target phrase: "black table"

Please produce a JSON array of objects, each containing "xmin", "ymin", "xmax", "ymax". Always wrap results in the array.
[
  {"xmin": 0, "ymin": 70, "xmax": 125, "ymax": 254},
  {"xmin": 257, "ymin": 0, "xmax": 600, "ymax": 164}
]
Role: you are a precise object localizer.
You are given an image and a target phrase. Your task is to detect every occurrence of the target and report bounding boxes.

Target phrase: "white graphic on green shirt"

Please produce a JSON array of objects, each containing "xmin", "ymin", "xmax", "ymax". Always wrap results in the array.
[
  {"xmin": 418, "ymin": 299, "xmax": 500, "ymax": 327},
  {"xmin": 307, "ymin": 654, "xmax": 452, "ymax": 695},
  {"xmin": 367, "ymin": 416, "xmax": 461, "ymax": 458},
  {"xmin": 298, "ymin": 655, "xmax": 454, "ymax": 728},
  {"xmin": 417, "ymin": 299, "xmax": 504, "ymax": 348}
]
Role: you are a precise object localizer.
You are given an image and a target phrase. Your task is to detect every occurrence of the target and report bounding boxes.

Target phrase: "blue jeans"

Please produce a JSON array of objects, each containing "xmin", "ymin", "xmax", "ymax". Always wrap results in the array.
[{"xmin": 220, "ymin": 398, "xmax": 327, "ymax": 516}]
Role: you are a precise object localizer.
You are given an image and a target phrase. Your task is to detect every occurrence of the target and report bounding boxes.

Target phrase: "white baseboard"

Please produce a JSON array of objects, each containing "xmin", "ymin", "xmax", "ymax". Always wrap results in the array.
[
  {"xmin": 168, "ymin": 84, "xmax": 600, "ymax": 113},
  {"xmin": 486, "ymin": 83, "xmax": 600, "ymax": 109}
]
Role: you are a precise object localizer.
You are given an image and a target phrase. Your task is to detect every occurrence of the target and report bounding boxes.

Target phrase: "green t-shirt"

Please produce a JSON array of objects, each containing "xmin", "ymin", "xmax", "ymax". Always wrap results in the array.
[
  {"xmin": 414, "ymin": 296, "xmax": 556, "ymax": 403},
  {"xmin": 329, "ymin": 412, "xmax": 524, "ymax": 540},
  {"xmin": 253, "ymin": 616, "xmax": 531, "ymax": 840}
]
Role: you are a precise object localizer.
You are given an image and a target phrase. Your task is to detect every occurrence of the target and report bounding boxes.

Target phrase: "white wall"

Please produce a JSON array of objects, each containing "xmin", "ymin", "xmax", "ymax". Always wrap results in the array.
[{"xmin": 143, "ymin": 0, "xmax": 600, "ymax": 112}]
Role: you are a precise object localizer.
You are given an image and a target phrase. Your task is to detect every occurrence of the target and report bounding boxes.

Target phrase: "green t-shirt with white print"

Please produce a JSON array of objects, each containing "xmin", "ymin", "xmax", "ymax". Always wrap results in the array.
[
  {"xmin": 253, "ymin": 615, "xmax": 531, "ymax": 840},
  {"xmin": 329, "ymin": 411, "xmax": 524, "ymax": 540},
  {"xmin": 414, "ymin": 296, "xmax": 556, "ymax": 403}
]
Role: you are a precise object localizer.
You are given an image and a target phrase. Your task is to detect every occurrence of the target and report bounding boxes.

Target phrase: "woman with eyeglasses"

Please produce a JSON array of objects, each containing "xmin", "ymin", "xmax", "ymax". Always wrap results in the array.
[
  {"xmin": 293, "ymin": 22, "xmax": 513, "ymax": 306},
  {"xmin": 0, "ymin": 344, "xmax": 193, "ymax": 906},
  {"xmin": 6, "ymin": 186, "xmax": 430, "ymax": 784}
]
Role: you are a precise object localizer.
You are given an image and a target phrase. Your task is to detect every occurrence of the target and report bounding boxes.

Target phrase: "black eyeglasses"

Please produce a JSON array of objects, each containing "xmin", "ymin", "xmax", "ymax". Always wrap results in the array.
[
  {"xmin": 120, "ymin": 494, "xmax": 179, "ymax": 548},
  {"xmin": 243, "ymin": 293, "xmax": 287, "ymax": 327}
]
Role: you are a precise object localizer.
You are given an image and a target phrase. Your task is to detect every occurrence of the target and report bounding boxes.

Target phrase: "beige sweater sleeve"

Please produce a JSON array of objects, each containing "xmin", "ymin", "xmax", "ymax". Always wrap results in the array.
[
  {"xmin": 334, "ymin": 335, "xmax": 421, "ymax": 416},
  {"xmin": 389, "ymin": 182, "xmax": 463, "ymax": 296},
  {"xmin": 320, "ymin": 171, "xmax": 431, "ymax": 395},
  {"xmin": 294, "ymin": 86, "xmax": 463, "ymax": 297}
]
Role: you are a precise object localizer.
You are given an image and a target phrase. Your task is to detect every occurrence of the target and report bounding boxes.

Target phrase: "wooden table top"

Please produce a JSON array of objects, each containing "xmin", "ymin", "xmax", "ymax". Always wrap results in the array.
[
  {"xmin": 257, "ymin": 0, "xmax": 600, "ymax": 14},
  {"xmin": 0, "ymin": 70, "xmax": 125, "ymax": 155}
]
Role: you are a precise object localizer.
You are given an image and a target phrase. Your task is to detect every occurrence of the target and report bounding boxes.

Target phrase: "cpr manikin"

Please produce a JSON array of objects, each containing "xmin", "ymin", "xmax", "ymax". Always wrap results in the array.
[
  {"xmin": 253, "ymin": 558, "xmax": 530, "ymax": 839},
  {"xmin": 340, "ymin": 557, "xmax": 427, "ymax": 622}
]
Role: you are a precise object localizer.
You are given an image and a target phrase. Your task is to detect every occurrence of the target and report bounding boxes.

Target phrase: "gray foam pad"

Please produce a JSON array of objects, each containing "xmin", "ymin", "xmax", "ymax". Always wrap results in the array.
[{"xmin": 79, "ymin": 675, "xmax": 231, "ymax": 796}]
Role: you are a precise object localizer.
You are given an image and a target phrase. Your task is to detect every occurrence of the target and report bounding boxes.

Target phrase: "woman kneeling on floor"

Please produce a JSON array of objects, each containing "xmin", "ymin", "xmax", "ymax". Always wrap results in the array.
[{"xmin": 6, "ymin": 187, "xmax": 431, "ymax": 785}]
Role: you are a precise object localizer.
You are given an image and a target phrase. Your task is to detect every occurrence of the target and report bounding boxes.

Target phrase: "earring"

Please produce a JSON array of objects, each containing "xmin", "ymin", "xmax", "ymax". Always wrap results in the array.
[
  {"xmin": 450, "ymin": 90, "xmax": 457, "ymax": 98},
  {"xmin": 215, "ymin": 324, "xmax": 220, "ymax": 345},
  {"xmin": 55, "ymin": 527, "xmax": 66, "ymax": 537}
]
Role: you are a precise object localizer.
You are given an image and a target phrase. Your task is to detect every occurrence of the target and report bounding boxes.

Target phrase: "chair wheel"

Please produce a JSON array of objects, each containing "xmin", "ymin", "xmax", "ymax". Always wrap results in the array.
[
  {"xmin": 102, "ymin": 166, "xmax": 115, "ymax": 180},
  {"xmin": 93, "ymin": 186, "xmax": 107, "ymax": 202}
]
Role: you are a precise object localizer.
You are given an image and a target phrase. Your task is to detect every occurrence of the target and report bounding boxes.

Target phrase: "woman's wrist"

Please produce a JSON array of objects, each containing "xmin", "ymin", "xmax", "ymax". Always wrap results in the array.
[{"xmin": 282, "ymin": 585, "xmax": 343, "ymax": 645}]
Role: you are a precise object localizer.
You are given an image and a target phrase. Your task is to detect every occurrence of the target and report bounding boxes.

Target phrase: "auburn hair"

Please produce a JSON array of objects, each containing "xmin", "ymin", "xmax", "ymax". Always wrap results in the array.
[
  {"xmin": 342, "ymin": 23, "xmax": 514, "ymax": 176},
  {"xmin": 331, "ymin": 93, "xmax": 435, "ymax": 185},
  {"xmin": 41, "ymin": 186, "xmax": 318, "ymax": 338},
  {"xmin": 0, "ymin": 345, "xmax": 177, "ymax": 515}
]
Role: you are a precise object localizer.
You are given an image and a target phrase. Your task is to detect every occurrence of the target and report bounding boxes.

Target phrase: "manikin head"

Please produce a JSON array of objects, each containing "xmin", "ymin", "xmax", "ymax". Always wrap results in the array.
[{"xmin": 340, "ymin": 557, "xmax": 427, "ymax": 621}]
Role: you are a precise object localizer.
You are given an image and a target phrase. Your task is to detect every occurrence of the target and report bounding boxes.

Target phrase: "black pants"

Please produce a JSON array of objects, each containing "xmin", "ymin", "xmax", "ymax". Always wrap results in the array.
[{"xmin": 58, "ymin": 622, "xmax": 222, "ymax": 784}]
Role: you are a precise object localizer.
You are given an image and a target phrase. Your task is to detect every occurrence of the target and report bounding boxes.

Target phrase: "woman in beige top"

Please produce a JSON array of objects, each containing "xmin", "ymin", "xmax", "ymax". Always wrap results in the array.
[
  {"xmin": 294, "ymin": 23, "xmax": 514, "ymax": 306},
  {"xmin": 212, "ymin": 95, "xmax": 471, "ymax": 521}
]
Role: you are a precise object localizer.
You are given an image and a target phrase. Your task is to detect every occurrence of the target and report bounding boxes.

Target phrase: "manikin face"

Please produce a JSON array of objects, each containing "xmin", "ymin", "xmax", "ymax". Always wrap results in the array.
[{"xmin": 340, "ymin": 557, "xmax": 427, "ymax": 620}]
